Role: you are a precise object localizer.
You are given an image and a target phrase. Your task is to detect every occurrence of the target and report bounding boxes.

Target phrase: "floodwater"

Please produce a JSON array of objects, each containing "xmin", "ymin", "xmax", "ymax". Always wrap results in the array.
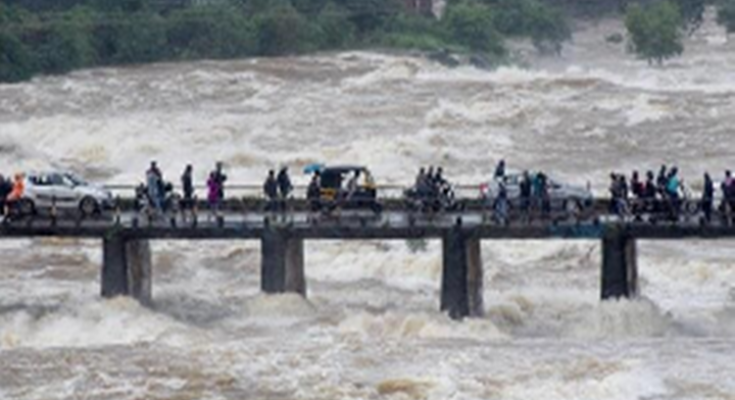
[{"xmin": 1, "ymin": 14, "xmax": 735, "ymax": 400}]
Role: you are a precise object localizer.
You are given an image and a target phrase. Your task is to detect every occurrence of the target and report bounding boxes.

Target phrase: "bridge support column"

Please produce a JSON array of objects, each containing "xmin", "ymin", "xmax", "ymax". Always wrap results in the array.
[
  {"xmin": 466, "ymin": 238, "xmax": 484, "ymax": 317},
  {"xmin": 601, "ymin": 230, "xmax": 638, "ymax": 300},
  {"xmin": 102, "ymin": 235, "xmax": 128, "ymax": 298},
  {"xmin": 126, "ymin": 240, "xmax": 152, "ymax": 305},
  {"xmin": 441, "ymin": 228, "xmax": 483, "ymax": 319},
  {"xmin": 102, "ymin": 236, "xmax": 152, "ymax": 304},
  {"xmin": 261, "ymin": 229, "xmax": 306, "ymax": 296}
]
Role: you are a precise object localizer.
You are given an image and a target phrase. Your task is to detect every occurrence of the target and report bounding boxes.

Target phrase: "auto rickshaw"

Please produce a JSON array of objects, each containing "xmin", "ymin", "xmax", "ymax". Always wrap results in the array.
[{"xmin": 305, "ymin": 165, "xmax": 382, "ymax": 214}]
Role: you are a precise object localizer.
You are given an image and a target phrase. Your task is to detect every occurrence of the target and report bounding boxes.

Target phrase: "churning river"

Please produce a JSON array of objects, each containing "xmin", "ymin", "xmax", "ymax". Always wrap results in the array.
[{"xmin": 1, "ymin": 15, "xmax": 735, "ymax": 400}]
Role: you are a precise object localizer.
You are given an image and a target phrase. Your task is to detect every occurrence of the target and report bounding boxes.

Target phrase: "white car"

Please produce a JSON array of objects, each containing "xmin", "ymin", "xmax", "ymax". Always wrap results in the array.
[
  {"xmin": 480, "ymin": 171, "xmax": 593, "ymax": 210},
  {"xmin": 19, "ymin": 172, "xmax": 113, "ymax": 216}
]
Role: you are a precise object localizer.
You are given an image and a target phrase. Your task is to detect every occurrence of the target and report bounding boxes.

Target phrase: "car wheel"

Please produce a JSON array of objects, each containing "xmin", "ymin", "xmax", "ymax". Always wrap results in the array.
[{"xmin": 79, "ymin": 197, "xmax": 98, "ymax": 216}]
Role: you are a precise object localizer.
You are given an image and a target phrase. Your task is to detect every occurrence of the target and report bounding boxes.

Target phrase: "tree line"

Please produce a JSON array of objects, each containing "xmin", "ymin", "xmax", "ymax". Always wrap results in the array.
[
  {"xmin": 0, "ymin": 0, "xmax": 571, "ymax": 82},
  {"xmin": 2, "ymin": 0, "xmax": 735, "ymax": 83}
]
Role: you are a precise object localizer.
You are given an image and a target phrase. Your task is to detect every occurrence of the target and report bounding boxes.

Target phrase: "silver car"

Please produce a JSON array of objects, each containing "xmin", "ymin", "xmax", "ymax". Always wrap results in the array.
[
  {"xmin": 19, "ymin": 172, "xmax": 113, "ymax": 216},
  {"xmin": 480, "ymin": 171, "xmax": 593, "ymax": 210}
]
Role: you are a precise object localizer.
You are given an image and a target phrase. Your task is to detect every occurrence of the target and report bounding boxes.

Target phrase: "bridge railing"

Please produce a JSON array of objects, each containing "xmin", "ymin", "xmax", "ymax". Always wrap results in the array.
[{"xmin": 102, "ymin": 183, "xmax": 485, "ymax": 200}]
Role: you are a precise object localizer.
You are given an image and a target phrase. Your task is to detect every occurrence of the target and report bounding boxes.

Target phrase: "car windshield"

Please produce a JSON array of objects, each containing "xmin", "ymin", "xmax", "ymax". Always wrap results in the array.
[{"xmin": 64, "ymin": 173, "xmax": 88, "ymax": 186}]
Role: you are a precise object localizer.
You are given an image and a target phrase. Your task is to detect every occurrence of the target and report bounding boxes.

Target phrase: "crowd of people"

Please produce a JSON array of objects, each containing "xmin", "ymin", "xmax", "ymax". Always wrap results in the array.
[
  {"xmin": 407, "ymin": 166, "xmax": 459, "ymax": 212},
  {"xmin": 608, "ymin": 166, "xmax": 734, "ymax": 222},
  {"xmin": 263, "ymin": 167, "xmax": 293, "ymax": 212},
  {"xmin": 2, "ymin": 160, "xmax": 734, "ymax": 224},
  {"xmin": 491, "ymin": 160, "xmax": 553, "ymax": 221},
  {"xmin": 137, "ymin": 161, "xmax": 227, "ymax": 216}
]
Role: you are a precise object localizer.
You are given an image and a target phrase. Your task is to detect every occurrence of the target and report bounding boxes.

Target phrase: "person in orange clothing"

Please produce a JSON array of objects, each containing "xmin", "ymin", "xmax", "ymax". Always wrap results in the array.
[
  {"xmin": 7, "ymin": 173, "xmax": 25, "ymax": 201},
  {"xmin": 6, "ymin": 174, "xmax": 26, "ymax": 205},
  {"xmin": 5, "ymin": 173, "xmax": 25, "ymax": 216}
]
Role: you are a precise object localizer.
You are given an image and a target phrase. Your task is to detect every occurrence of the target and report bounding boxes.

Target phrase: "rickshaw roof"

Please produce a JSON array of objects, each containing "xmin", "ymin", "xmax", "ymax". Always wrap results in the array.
[{"xmin": 321, "ymin": 166, "xmax": 370, "ymax": 174}]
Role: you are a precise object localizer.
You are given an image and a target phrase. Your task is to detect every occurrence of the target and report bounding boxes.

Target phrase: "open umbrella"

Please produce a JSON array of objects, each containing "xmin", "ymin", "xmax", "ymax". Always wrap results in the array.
[{"xmin": 303, "ymin": 163, "xmax": 324, "ymax": 174}]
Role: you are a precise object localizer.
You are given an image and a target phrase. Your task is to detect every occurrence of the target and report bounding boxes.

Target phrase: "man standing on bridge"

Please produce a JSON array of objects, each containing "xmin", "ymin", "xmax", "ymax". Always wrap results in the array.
[
  {"xmin": 0, "ymin": 174, "xmax": 12, "ymax": 217},
  {"xmin": 181, "ymin": 165, "xmax": 194, "ymax": 210},
  {"xmin": 263, "ymin": 170, "xmax": 278, "ymax": 212},
  {"xmin": 702, "ymin": 172, "xmax": 714, "ymax": 223},
  {"xmin": 277, "ymin": 167, "xmax": 292, "ymax": 198},
  {"xmin": 211, "ymin": 162, "xmax": 227, "ymax": 203},
  {"xmin": 723, "ymin": 170, "xmax": 734, "ymax": 221},
  {"xmin": 146, "ymin": 162, "xmax": 163, "ymax": 213},
  {"xmin": 519, "ymin": 171, "xmax": 531, "ymax": 220}
]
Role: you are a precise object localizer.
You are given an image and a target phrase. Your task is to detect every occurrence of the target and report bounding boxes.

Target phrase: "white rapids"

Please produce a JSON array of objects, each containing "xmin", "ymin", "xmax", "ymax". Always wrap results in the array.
[{"xmin": 1, "ymin": 15, "xmax": 735, "ymax": 400}]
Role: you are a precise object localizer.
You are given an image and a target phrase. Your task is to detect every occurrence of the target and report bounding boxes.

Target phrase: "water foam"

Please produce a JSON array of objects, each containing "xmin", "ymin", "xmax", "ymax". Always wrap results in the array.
[{"xmin": 0, "ymin": 297, "xmax": 198, "ymax": 349}]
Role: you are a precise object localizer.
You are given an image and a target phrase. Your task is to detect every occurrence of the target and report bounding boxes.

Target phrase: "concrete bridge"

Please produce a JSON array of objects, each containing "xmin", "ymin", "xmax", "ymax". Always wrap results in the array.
[{"xmin": 2, "ymin": 205, "xmax": 734, "ymax": 319}]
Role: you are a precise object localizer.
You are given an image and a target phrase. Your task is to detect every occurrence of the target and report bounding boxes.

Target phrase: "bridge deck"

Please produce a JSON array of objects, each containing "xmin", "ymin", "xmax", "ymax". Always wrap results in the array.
[{"xmin": 2, "ymin": 211, "xmax": 734, "ymax": 240}]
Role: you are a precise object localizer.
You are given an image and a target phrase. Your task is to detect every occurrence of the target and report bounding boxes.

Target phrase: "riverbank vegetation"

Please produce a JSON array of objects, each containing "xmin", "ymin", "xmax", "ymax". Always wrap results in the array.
[
  {"xmin": 1, "ymin": 0, "xmax": 570, "ymax": 82},
  {"xmin": 1, "ymin": 0, "xmax": 735, "ymax": 82}
]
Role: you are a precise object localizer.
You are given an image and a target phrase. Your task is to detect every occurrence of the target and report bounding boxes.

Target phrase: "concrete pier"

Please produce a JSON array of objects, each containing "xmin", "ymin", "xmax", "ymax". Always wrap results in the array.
[
  {"xmin": 466, "ymin": 238, "xmax": 484, "ymax": 317},
  {"xmin": 441, "ymin": 227, "xmax": 484, "ymax": 319},
  {"xmin": 102, "ymin": 235, "xmax": 128, "ymax": 298},
  {"xmin": 101, "ymin": 235, "xmax": 152, "ymax": 303},
  {"xmin": 261, "ymin": 228, "xmax": 306, "ymax": 296},
  {"xmin": 601, "ymin": 228, "xmax": 638, "ymax": 299},
  {"xmin": 126, "ymin": 240, "xmax": 152, "ymax": 305}
]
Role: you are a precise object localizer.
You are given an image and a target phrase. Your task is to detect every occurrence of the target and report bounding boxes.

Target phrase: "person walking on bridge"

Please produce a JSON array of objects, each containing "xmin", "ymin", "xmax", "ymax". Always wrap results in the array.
[
  {"xmin": 307, "ymin": 172, "xmax": 321, "ymax": 213},
  {"xmin": 146, "ymin": 162, "xmax": 163, "ymax": 214},
  {"xmin": 0, "ymin": 174, "xmax": 12, "ymax": 216},
  {"xmin": 723, "ymin": 170, "xmax": 734, "ymax": 221},
  {"xmin": 264, "ymin": 170, "xmax": 278, "ymax": 212},
  {"xmin": 207, "ymin": 172, "xmax": 222, "ymax": 218},
  {"xmin": 181, "ymin": 164, "xmax": 194, "ymax": 212},
  {"xmin": 277, "ymin": 167, "xmax": 292, "ymax": 212},
  {"xmin": 5, "ymin": 173, "xmax": 25, "ymax": 217},
  {"xmin": 702, "ymin": 173, "xmax": 714, "ymax": 223},
  {"xmin": 519, "ymin": 171, "xmax": 531, "ymax": 220},
  {"xmin": 538, "ymin": 172, "xmax": 551, "ymax": 218},
  {"xmin": 211, "ymin": 162, "xmax": 227, "ymax": 203},
  {"xmin": 277, "ymin": 167, "xmax": 292, "ymax": 199},
  {"xmin": 494, "ymin": 159, "xmax": 506, "ymax": 179},
  {"xmin": 665, "ymin": 167, "xmax": 681, "ymax": 221}
]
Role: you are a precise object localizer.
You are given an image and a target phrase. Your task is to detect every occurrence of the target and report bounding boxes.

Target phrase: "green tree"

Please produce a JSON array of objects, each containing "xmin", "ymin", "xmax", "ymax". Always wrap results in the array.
[
  {"xmin": 443, "ymin": 1, "xmax": 505, "ymax": 56},
  {"xmin": 32, "ymin": 10, "xmax": 95, "ymax": 74},
  {"xmin": 479, "ymin": 0, "xmax": 569, "ymax": 54},
  {"xmin": 625, "ymin": 1, "xmax": 683, "ymax": 65},
  {"xmin": 674, "ymin": 0, "xmax": 705, "ymax": 33},
  {"xmin": 337, "ymin": 0, "xmax": 402, "ymax": 33},
  {"xmin": 378, "ymin": 12, "xmax": 449, "ymax": 51},
  {"xmin": 86, "ymin": 0, "xmax": 150, "ymax": 13},
  {"xmin": 316, "ymin": 2, "xmax": 357, "ymax": 49},
  {"xmin": 167, "ymin": 6, "xmax": 256, "ymax": 59},
  {"xmin": 525, "ymin": 2, "xmax": 570, "ymax": 54},
  {"xmin": 0, "ymin": 31, "xmax": 34, "ymax": 82},
  {"xmin": 255, "ymin": 3, "xmax": 316, "ymax": 55},
  {"xmin": 717, "ymin": 0, "xmax": 735, "ymax": 33},
  {"xmin": 104, "ymin": 13, "xmax": 167, "ymax": 64}
]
